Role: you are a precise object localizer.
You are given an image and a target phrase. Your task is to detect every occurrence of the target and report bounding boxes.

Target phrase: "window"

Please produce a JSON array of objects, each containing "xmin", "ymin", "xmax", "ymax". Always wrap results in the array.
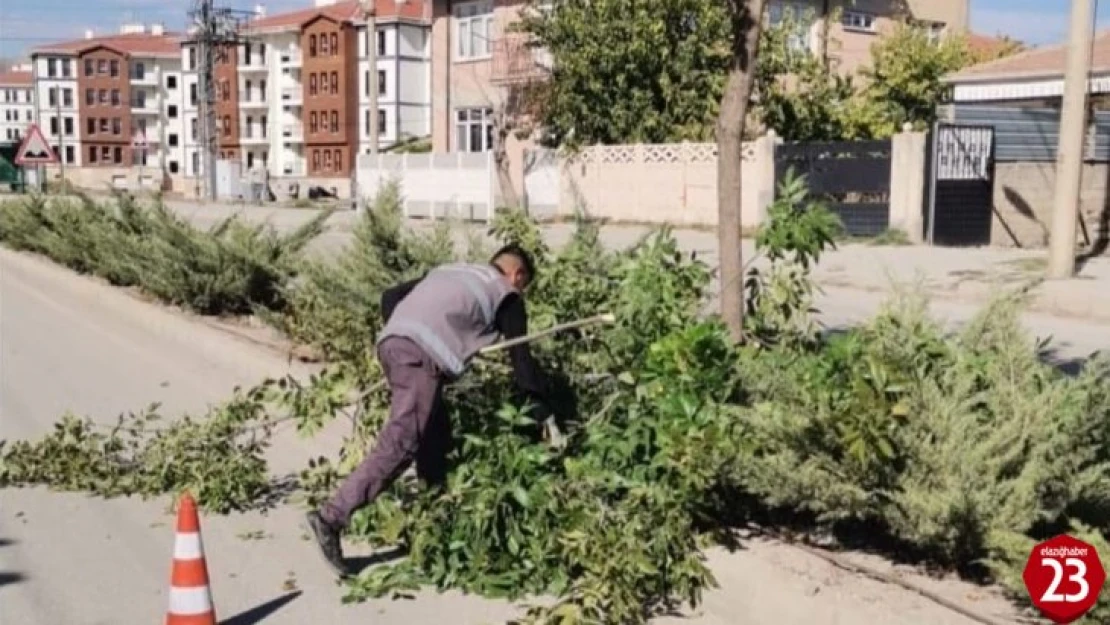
[
  {"xmin": 111, "ymin": 89, "xmax": 120, "ymax": 106},
  {"xmin": 190, "ymin": 118, "xmax": 198, "ymax": 140},
  {"xmin": 65, "ymin": 145, "xmax": 74, "ymax": 164},
  {"xmin": 98, "ymin": 59, "xmax": 107, "ymax": 74},
  {"xmin": 323, "ymin": 150, "xmax": 333, "ymax": 170},
  {"xmin": 47, "ymin": 58, "xmax": 57, "ymax": 77},
  {"xmin": 330, "ymin": 110, "xmax": 338, "ymax": 133},
  {"xmin": 245, "ymin": 79, "xmax": 253, "ymax": 100},
  {"xmin": 330, "ymin": 71, "xmax": 338, "ymax": 94},
  {"xmin": 61, "ymin": 60, "xmax": 71, "ymax": 78},
  {"xmin": 222, "ymin": 116, "xmax": 230, "ymax": 136},
  {"xmin": 133, "ymin": 149, "xmax": 147, "ymax": 167},
  {"xmin": 132, "ymin": 62, "xmax": 146, "ymax": 80},
  {"xmin": 63, "ymin": 88, "xmax": 72, "ymax": 108},
  {"xmin": 247, "ymin": 152, "xmax": 254, "ymax": 168},
  {"xmin": 378, "ymin": 70, "xmax": 386, "ymax": 96},
  {"xmin": 84, "ymin": 59, "xmax": 94, "ymax": 76},
  {"xmin": 310, "ymin": 112, "xmax": 318, "ymax": 133},
  {"xmin": 261, "ymin": 115, "xmax": 267, "ymax": 138},
  {"xmin": 311, "ymin": 149, "xmax": 320, "ymax": 170},
  {"xmin": 841, "ymin": 10, "xmax": 876, "ymax": 32},
  {"xmin": 454, "ymin": 107, "xmax": 493, "ymax": 152},
  {"xmin": 768, "ymin": 2, "xmax": 811, "ymax": 51},
  {"xmin": 260, "ymin": 79, "xmax": 267, "ymax": 101},
  {"xmin": 64, "ymin": 117, "xmax": 73, "ymax": 136},
  {"xmin": 113, "ymin": 147, "xmax": 122, "ymax": 164},
  {"xmin": 101, "ymin": 146, "xmax": 110, "ymax": 161},
  {"xmin": 110, "ymin": 60, "xmax": 119, "ymax": 77},
  {"xmin": 169, "ymin": 161, "xmax": 180, "ymax": 174},
  {"xmin": 98, "ymin": 89, "xmax": 107, "ymax": 105},
  {"xmin": 49, "ymin": 116, "xmax": 58, "ymax": 135},
  {"xmin": 244, "ymin": 43, "xmax": 253, "ymax": 66},
  {"xmin": 221, "ymin": 80, "xmax": 230, "ymax": 101},
  {"xmin": 364, "ymin": 71, "xmax": 369, "ymax": 96},
  {"xmin": 85, "ymin": 89, "xmax": 94, "ymax": 105},
  {"xmin": 169, "ymin": 133, "xmax": 179, "ymax": 147},
  {"xmin": 190, "ymin": 83, "xmax": 197, "ymax": 106},
  {"xmin": 192, "ymin": 151, "xmax": 199, "ymax": 175},
  {"xmin": 454, "ymin": 1, "xmax": 493, "ymax": 61},
  {"xmin": 915, "ymin": 20, "xmax": 947, "ymax": 43},
  {"xmin": 334, "ymin": 149, "xmax": 342, "ymax": 172},
  {"xmin": 309, "ymin": 74, "xmax": 318, "ymax": 96},
  {"xmin": 378, "ymin": 109, "xmax": 386, "ymax": 135},
  {"xmin": 309, "ymin": 35, "xmax": 318, "ymax": 57},
  {"xmin": 167, "ymin": 75, "xmax": 177, "ymax": 89},
  {"xmin": 89, "ymin": 146, "xmax": 98, "ymax": 163},
  {"xmin": 245, "ymin": 116, "xmax": 253, "ymax": 138},
  {"xmin": 330, "ymin": 33, "xmax": 338, "ymax": 55},
  {"xmin": 112, "ymin": 118, "xmax": 121, "ymax": 135},
  {"xmin": 377, "ymin": 30, "xmax": 386, "ymax": 56},
  {"xmin": 48, "ymin": 88, "xmax": 57, "ymax": 107},
  {"xmin": 320, "ymin": 33, "xmax": 329, "ymax": 55},
  {"xmin": 187, "ymin": 47, "xmax": 197, "ymax": 71},
  {"xmin": 99, "ymin": 118, "xmax": 109, "ymax": 133},
  {"xmin": 168, "ymin": 104, "xmax": 178, "ymax": 119},
  {"xmin": 133, "ymin": 91, "xmax": 146, "ymax": 109}
]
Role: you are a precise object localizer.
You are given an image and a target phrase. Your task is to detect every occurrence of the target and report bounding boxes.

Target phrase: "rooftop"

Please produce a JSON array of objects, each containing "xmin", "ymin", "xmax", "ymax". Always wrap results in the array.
[
  {"xmin": 948, "ymin": 30, "xmax": 1110, "ymax": 84},
  {"xmin": 245, "ymin": 0, "xmax": 426, "ymax": 33},
  {"xmin": 0, "ymin": 70, "xmax": 32, "ymax": 86},
  {"xmin": 33, "ymin": 32, "xmax": 184, "ymax": 58}
]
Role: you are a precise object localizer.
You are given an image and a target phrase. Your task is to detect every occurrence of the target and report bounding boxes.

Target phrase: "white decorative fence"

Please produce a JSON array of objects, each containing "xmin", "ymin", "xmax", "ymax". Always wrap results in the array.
[
  {"xmin": 356, "ymin": 151, "xmax": 495, "ymax": 221},
  {"xmin": 529, "ymin": 140, "xmax": 771, "ymax": 228}
]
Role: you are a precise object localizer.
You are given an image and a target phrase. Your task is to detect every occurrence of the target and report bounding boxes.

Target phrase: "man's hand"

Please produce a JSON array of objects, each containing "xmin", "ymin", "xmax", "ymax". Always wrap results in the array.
[{"xmin": 542, "ymin": 416, "xmax": 566, "ymax": 450}]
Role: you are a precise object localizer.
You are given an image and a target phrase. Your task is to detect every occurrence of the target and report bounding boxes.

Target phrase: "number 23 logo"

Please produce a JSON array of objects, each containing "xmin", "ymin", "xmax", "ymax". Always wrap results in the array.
[{"xmin": 1041, "ymin": 558, "xmax": 1090, "ymax": 603}]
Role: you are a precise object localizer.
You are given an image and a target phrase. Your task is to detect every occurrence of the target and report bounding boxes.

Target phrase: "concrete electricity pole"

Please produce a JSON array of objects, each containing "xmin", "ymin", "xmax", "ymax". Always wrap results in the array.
[
  {"xmin": 1048, "ymin": 0, "xmax": 1095, "ymax": 278},
  {"xmin": 189, "ymin": 0, "xmax": 251, "ymax": 201}
]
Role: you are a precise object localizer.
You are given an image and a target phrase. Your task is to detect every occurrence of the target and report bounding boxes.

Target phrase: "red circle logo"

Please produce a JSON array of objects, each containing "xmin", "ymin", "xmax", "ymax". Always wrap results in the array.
[{"xmin": 1022, "ymin": 534, "xmax": 1106, "ymax": 624}]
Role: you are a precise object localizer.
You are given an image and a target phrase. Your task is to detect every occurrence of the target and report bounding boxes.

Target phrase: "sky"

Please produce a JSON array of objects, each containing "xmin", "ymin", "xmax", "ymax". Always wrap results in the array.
[{"xmin": 0, "ymin": 0, "xmax": 1107, "ymax": 60}]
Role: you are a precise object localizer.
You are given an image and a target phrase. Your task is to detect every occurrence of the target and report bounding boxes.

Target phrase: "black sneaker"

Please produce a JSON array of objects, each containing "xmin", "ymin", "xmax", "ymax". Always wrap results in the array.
[{"xmin": 305, "ymin": 511, "xmax": 349, "ymax": 577}]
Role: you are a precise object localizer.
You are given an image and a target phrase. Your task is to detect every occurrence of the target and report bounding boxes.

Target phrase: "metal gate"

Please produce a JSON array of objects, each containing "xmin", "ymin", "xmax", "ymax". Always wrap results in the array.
[
  {"xmin": 774, "ymin": 139, "xmax": 892, "ymax": 237},
  {"xmin": 925, "ymin": 124, "xmax": 996, "ymax": 246}
]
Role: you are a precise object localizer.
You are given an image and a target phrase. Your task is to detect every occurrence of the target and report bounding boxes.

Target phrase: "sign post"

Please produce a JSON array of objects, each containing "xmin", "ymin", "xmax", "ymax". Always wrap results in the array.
[
  {"xmin": 14, "ymin": 123, "xmax": 58, "ymax": 193},
  {"xmin": 1023, "ymin": 534, "xmax": 1106, "ymax": 624},
  {"xmin": 133, "ymin": 130, "xmax": 148, "ymax": 192}
]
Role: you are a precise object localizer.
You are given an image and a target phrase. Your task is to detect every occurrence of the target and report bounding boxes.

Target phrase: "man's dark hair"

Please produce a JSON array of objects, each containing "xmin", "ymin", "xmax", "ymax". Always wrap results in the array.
[{"xmin": 491, "ymin": 243, "xmax": 537, "ymax": 281}]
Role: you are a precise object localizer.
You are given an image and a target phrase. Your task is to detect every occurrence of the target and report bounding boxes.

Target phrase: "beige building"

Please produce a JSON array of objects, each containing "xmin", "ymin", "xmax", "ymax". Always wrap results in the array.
[{"xmin": 426, "ymin": 0, "xmax": 969, "ymax": 201}]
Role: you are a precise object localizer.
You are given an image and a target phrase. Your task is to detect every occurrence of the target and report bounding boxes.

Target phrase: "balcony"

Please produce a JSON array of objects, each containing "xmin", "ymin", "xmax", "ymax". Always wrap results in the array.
[
  {"xmin": 281, "ymin": 124, "xmax": 304, "ymax": 142},
  {"xmin": 130, "ymin": 97, "xmax": 160, "ymax": 115},
  {"xmin": 281, "ymin": 88, "xmax": 302, "ymax": 107},
  {"xmin": 241, "ymin": 128, "xmax": 269, "ymax": 145},
  {"xmin": 239, "ymin": 92, "xmax": 268, "ymax": 108},
  {"xmin": 238, "ymin": 60, "xmax": 268, "ymax": 74},
  {"xmin": 490, "ymin": 35, "xmax": 552, "ymax": 85},
  {"xmin": 129, "ymin": 69, "xmax": 158, "ymax": 86}
]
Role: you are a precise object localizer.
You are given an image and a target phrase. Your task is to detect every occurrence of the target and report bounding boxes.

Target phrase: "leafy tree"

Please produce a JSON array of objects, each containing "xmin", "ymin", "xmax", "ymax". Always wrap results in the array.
[
  {"xmin": 860, "ymin": 23, "xmax": 970, "ymax": 132},
  {"xmin": 516, "ymin": 0, "xmax": 732, "ymax": 150}
]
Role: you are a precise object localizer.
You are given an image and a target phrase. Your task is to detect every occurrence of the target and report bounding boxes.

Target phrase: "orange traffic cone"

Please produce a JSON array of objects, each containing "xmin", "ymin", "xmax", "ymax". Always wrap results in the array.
[{"xmin": 165, "ymin": 492, "xmax": 217, "ymax": 625}]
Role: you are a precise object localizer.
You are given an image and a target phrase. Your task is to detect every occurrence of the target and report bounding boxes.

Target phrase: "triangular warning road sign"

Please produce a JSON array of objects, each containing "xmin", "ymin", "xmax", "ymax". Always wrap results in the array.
[{"xmin": 14, "ymin": 124, "xmax": 57, "ymax": 166}]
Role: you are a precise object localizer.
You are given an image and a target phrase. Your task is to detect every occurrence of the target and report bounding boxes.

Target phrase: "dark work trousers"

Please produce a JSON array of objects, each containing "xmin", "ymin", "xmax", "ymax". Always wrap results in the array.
[{"xmin": 320, "ymin": 336, "xmax": 451, "ymax": 529}]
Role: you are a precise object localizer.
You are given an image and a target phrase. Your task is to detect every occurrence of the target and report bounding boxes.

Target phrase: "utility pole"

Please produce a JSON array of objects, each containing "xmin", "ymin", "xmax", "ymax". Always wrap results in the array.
[
  {"xmin": 1048, "ymin": 0, "xmax": 1095, "ymax": 278},
  {"xmin": 188, "ymin": 0, "xmax": 251, "ymax": 201},
  {"xmin": 353, "ymin": 0, "xmax": 379, "ymax": 211}
]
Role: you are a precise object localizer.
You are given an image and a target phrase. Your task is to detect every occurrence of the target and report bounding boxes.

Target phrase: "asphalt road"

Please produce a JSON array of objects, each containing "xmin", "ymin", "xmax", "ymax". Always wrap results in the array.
[{"xmin": 1, "ymin": 241, "xmax": 1099, "ymax": 624}]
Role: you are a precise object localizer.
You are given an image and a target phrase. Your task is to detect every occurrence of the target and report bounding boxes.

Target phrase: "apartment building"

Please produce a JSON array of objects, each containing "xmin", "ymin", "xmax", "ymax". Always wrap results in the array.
[
  {"xmin": 175, "ymin": 0, "xmax": 430, "ymax": 191},
  {"xmin": 768, "ymin": 0, "xmax": 970, "ymax": 74},
  {"xmin": 0, "ymin": 66, "xmax": 34, "ymax": 145},
  {"xmin": 30, "ymin": 24, "xmax": 185, "ymax": 190}
]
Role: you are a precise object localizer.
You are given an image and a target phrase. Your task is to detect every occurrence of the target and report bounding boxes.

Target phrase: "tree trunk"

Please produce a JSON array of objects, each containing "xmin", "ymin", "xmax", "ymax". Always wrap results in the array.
[
  {"xmin": 492, "ymin": 106, "xmax": 521, "ymax": 209},
  {"xmin": 717, "ymin": 0, "xmax": 767, "ymax": 342}
]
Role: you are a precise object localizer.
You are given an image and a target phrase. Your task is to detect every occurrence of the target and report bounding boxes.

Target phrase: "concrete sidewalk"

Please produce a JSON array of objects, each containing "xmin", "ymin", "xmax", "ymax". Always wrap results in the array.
[{"xmin": 163, "ymin": 201, "xmax": 1110, "ymax": 324}]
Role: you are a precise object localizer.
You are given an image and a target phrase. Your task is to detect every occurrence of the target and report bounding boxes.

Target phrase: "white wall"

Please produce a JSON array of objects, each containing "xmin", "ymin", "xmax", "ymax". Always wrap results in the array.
[
  {"xmin": 0, "ymin": 84, "xmax": 35, "ymax": 145},
  {"xmin": 33, "ymin": 54, "xmax": 80, "ymax": 165}
]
